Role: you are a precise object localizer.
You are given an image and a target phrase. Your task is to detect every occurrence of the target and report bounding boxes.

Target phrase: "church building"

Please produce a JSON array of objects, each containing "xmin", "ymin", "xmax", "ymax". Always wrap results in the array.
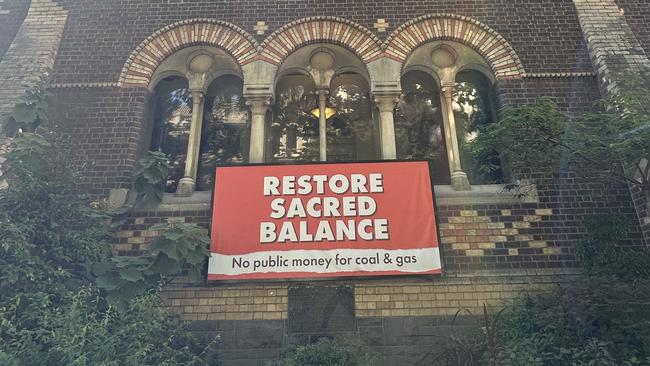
[{"xmin": 1, "ymin": 1, "xmax": 649, "ymax": 364}]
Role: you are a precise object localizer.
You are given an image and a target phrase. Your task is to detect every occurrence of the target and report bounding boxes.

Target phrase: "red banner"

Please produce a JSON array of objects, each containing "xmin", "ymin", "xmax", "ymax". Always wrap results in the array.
[{"xmin": 207, "ymin": 161, "xmax": 441, "ymax": 280}]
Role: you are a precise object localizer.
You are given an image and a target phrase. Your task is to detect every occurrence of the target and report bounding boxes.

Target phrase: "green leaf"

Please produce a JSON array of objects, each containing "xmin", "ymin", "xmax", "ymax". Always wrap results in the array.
[
  {"xmin": 11, "ymin": 103, "xmax": 38, "ymax": 124},
  {"xmin": 96, "ymin": 272, "xmax": 121, "ymax": 291},
  {"xmin": 119, "ymin": 266, "xmax": 144, "ymax": 282},
  {"xmin": 149, "ymin": 254, "xmax": 181, "ymax": 276}
]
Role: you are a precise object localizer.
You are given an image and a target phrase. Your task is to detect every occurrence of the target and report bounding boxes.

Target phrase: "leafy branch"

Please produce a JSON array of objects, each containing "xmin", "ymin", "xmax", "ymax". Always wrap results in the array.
[
  {"xmin": 469, "ymin": 70, "xmax": 650, "ymax": 200},
  {"xmin": 94, "ymin": 219, "xmax": 210, "ymax": 306}
]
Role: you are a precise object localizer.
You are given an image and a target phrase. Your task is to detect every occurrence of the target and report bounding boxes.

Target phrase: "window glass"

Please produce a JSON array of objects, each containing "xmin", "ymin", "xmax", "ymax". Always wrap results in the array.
[
  {"xmin": 454, "ymin": 70, "xmax": 502, "ymax": 184},
  {"xmin": 394, "ymin": 71, "xmax": 451, "ymax": 184},
  {"xmin": 269, "ymin": 74, "xmax": 319, "ymax": 162},
  {"xmin": 269, "ymin": 73, "xmax": 378, "ymax": 163},
  {"xmin": 327, "ymin": 73, "xmax": 378, "ymax": 162},
  {"xmin": 196, "ymin": 75, "xmax": 250, "ymax": 191},
  {"xmin": 150, "ymin": 76, "xmax": 191, "ymax": 193}
]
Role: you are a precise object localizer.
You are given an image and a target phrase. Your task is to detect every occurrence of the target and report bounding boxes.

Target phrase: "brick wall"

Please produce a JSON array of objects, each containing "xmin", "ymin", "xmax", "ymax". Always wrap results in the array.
[
  {"xmin": 0, "ymin": 0, "xmax": 68, "ymax": 190},
  {"xmin": 616, "ymin": 0, "xmax": 650, "ymax": 56},
  {"xmin": 0, "ymin": 0, "xmax": 67, "ymax": 122},
  {"xmin": 499, "ymin": 75, "xmax": 601, "ymax": 115},
  {"xmin": 114, "ymin": 174, "xmax": 644, "ymax": 276},
  {"xmin": 573, "ymin": 0, "xmax": 650, "ymax": 95},
  {"xmin": 0, "ymin": 0, "xmax": 31, "ymax": 62},
  {"xmin": 158, "ymin": 269, "xmax": 579, "ymax": 365},
  {"xmin": 47, "ymin": 87, "xmax": 150, "ymax": 196},
  {"xmin": 15, "ymin": 1, "xmax": 648, "ymax": 364},
  {"xmin": 51, "ymin": 0, "xmax": 591, "ymax": 85}
]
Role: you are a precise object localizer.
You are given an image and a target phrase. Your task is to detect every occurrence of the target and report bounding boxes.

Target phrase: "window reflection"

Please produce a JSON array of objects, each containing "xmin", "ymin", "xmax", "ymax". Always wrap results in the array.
[
  {"xmin": 394, "ymin": 71, "xmax": 451, "ymax": 184},
  {"xmin": 196, "ymin": 75, "xmax": 250, "ymax": 191},
  {"xmin": 454, "ymin": 70, "xmax": 502, "ymax": 184},
  {"xmin": 327, "ymin": 74, "xmax": 377, "ymax": 161},
  {"xmin": 269, "ymin": 73, "xmax": 378, "ymax": 163},
  {"xmin": 150, "ymin": 76, "xmax": 191, "ymax": 193},
  {"xmin": 269, "ymin": 74, "xmax": 319, "ymax": 162}
]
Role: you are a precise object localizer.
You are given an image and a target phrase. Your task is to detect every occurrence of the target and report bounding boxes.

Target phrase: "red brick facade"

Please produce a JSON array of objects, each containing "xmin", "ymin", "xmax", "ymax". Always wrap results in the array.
[{"xmin": 2, "ymin": 1, "xmax": 649, "ymax": 364}]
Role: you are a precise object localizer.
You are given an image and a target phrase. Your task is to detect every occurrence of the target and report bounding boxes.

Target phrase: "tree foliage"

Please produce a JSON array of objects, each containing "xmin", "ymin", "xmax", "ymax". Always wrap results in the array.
[
  {"xmin": 2, "ymin": 73, "xmax": 51, "ymax": 136},
  {"xmin": 487, "ymin": 278, "xmax": 650, "ymax": 366},
  {"xmin": 576, "ymin": 214, "xmax": 650, "ymax": 280},
  {"xmin": 0, "ymin": 80, "xmax": 216, "ymax": 364},
  {"xmin": 273, "ymin": 338, "xmax": 374, "ymax": 366},
  {"xmin": 469, "ymin": 71, "xmax": 650, "ymax": 197}
]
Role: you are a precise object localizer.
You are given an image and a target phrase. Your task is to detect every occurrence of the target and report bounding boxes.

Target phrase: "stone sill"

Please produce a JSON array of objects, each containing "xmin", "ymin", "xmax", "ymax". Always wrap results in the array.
[
  {"xmin": 433, "ymin": 184, "xmax": 538, "ymax": 206},
  {"xmin": 131, "ymin": 184, "xmax": 538, "ymax": 212}
]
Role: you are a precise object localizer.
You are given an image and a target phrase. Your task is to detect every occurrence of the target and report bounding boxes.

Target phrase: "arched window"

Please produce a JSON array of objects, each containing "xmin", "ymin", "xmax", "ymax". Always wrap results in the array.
[
  {"xmin": 453, "ymin": 70, "xmax": 502, "ymax": 184},
  {"xmin": 269, "ymin": 74, "xmax": 318, "ymax": 162},
  {"xmin": 269, "ymin": 72, "xmax": 378, "ymax": 163},
  {"xmin": 149, "ymin": 76, "xmax": 191, "ymax": 193},
  {"xmin": 195, "ymin": 74, "xmax": 250, "ymax": 191},
  {"xmin": 394, "ymin": 70, "xmax": 451, "ymax": 184},
  {"xmin": 327, "ymin": 73, "xmax": 377, "ymax": 162}
]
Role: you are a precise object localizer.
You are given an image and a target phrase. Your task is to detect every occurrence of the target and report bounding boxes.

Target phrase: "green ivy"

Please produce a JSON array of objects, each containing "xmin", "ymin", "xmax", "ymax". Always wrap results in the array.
[
  {"xmin": 132, "ymin": 150, "xmax": 169, "ymax": 209},
  {"xmin": 576, "ymin": 215, "xmax": 650, "ymax": 280},
  {"xmin": 487, "ymin": 278, "xmax": 650, "ymax": 366},
  {"xmin": 272, "ymin": 338, "xmax": 374, "ymax": 366},
  {"xmin": 94, "ymin": 219, "xmax": 209, "ymax": 306},
  {"xmin": 3, "ymin": 73, "xmax": 51, "ymax": 136},
  {"xmin": 1, "ymin": 77, "xmax": 216, "ymax": 364},
  {"xmin": 469, "ymin": 71, "xmax": 650, "ymax": 198}
]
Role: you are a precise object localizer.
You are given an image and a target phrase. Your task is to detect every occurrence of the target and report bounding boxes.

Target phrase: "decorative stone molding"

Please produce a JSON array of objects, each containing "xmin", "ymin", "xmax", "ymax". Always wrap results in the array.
[
  {"xmin": 384, "ymin": 14, "xmax": 526, "ymax": 80},
  {"xmin": 49, "ymin": 82, "xmax": 120, "ymax": 89},
  {"xmin": 258, "ymin": 16, "xmax": 383, "ymax": 65},
  {"xmin": 117, "ymin": 19, "xmax": 259, "ymax": 88},
  {"xmin": 524, "ymin": 71, "xmax": 596, "ymax": 78},
  {"xmin": 115, "ymin": 15, "xmax": 539, "ymax": 89}
]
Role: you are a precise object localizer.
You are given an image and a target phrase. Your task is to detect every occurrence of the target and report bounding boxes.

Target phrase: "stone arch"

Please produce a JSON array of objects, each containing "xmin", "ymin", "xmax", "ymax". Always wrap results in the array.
[
  {"xmin": 118, "ymin": 19, "xmax": 259, "ymax": 88},
  {"xmin": 385, "ymin": 14, "xmax": 526, "ymax": 80},
  {"xmin": 259, "ymin": 17, "xmax": 383, "ymax": 66}
]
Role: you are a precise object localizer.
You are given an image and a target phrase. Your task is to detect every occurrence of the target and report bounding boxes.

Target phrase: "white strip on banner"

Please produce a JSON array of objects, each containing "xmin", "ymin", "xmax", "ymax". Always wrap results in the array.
[{"xmin": 208, "ymin": 248, "xmax": 441, "ymax": 276}]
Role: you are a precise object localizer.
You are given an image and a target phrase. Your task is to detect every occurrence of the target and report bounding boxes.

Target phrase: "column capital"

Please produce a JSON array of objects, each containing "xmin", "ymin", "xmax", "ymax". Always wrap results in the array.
[
  {"xmin": 440, "ymin": 81, "xmax": 455, "ymax": 97},
  {"xmin": 245, "ymin": 95, "xmax": 272, "ymax": 115},
  {"xmin": 186, "ymin": 71, "xmax": 210, "ymax": 92},
  {"xmin": 373, "ymin": 94, "xmax": 400, "ymax": 113}
]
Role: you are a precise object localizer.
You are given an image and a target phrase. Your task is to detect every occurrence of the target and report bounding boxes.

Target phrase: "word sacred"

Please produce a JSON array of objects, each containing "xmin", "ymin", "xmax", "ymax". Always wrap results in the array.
[{"xmin": 260, "ymin": 173, "xmax": 389, "ymax": 244}]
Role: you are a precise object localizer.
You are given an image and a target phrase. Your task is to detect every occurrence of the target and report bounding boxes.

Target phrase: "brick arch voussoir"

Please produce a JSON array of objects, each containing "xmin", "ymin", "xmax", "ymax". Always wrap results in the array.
[
  {"xmin": 259, "ymin": 17, "xmax": 383, "ymax": 66},
  {"xmin": 118, "ymin": 19, "xmax": 259, "ymax": 88},
  {"xmin": 385, "ymin": 14, "xmax": 526, "ymax": 80}
]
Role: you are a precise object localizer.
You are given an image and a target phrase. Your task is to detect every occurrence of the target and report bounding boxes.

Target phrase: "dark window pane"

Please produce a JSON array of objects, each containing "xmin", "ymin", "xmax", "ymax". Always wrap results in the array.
[
  {"xmin": 395, "ymin": 71, "xmax": 451, "ymax": 184},
  {"xmin": 269, "ymin": 74, "xmax": 319, "ymax": 162},
  {"xmin": 327, "ymin": 73, "xmax": 378, "ymax": 161},
  {"xmin": 196, "ymin": 75, "xmax": 250, "ymax": 191},
  {"xmin": 454, "ymin": 70, "xmax": 502, "ymax": 184},
  {"xmin": 150, "ymin": 76, "xmax": 191, "ymax": 193}
]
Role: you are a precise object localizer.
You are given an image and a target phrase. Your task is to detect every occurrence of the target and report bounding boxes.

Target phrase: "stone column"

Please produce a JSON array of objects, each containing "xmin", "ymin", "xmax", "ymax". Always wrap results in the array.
[
  {"xmin": 247, "ymin": 96, "xmax": 271, "ymax": 163},
  {"xmin": 318, "ymin": 89, "xmax": 328, "ymax": 161},
  {"xmin": 176, "ymin": 91, "xmax": 206, "ymax": 197},
  {"xmin": 373, "ymin": 95, "xmax": 399, "ymax": 160},
  {"xmin": 440, "ymin": 82, "xmax": 470, "ymax": 191}
]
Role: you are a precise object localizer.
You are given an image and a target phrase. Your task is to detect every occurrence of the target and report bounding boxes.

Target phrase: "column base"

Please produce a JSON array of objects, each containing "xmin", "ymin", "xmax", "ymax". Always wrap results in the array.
[
  {"xmin": 175, "ymin": 177, "xmax": 195, "ymax": 197},
  {"xmin": 451, "ymin": 171, "xmax": 471, "ymax": 191}
]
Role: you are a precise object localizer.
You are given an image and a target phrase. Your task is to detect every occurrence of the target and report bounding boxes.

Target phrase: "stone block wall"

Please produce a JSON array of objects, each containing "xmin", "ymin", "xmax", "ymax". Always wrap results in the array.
[
  {"xmin": 616, "ymin": 0, "xmax": 650, "ymax": 57},
  {"xmin": 0, "ymin": 0, "xmax": 31, "ymax": 62},
  {"xmin": 0, "ymin": 0, "xmax": 67, "ymax": 122},
  {"xmin": 159, "ymin": 269, "xmax": 579, "ymax": 366},
  {"xmin": 573, "ymin": 0, "xmax": 650, "ymax": 95}
]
